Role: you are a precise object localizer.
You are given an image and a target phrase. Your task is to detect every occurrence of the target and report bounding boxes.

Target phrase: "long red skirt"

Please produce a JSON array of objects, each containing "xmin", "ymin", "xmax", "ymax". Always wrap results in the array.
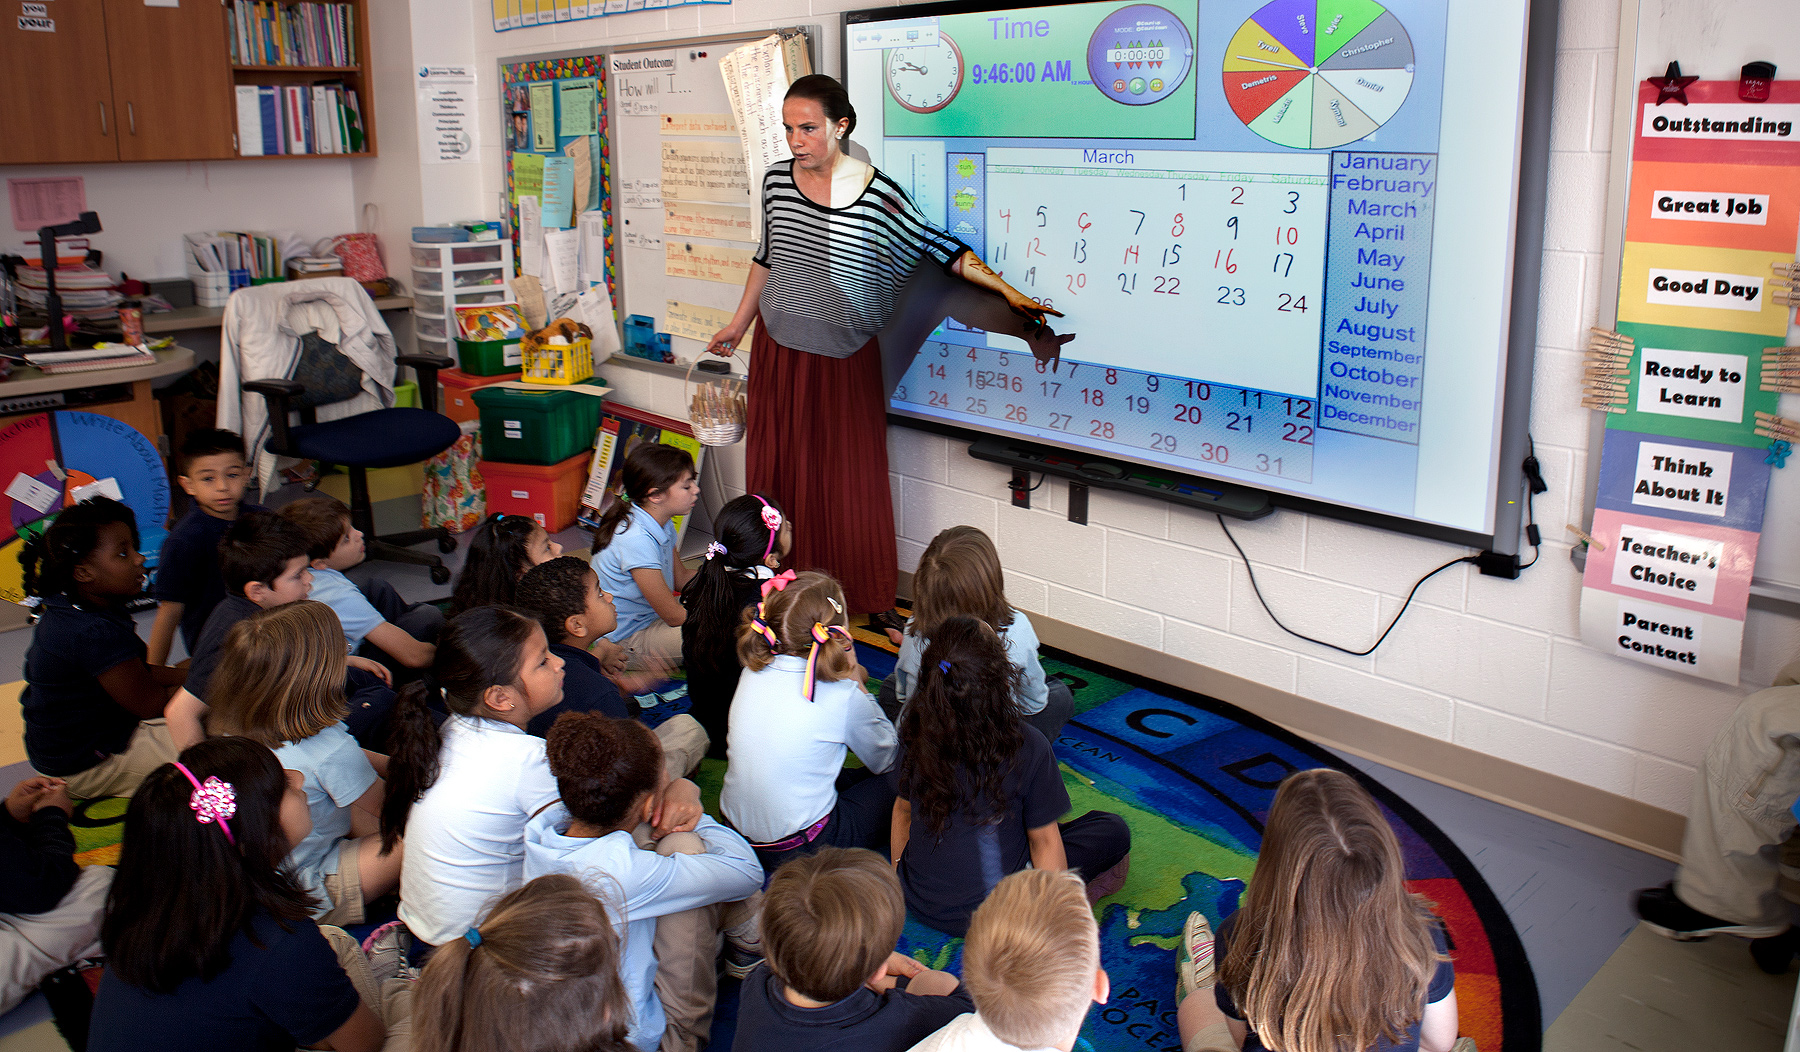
[{"xmin": 746, "ymin": 320, "xmax": 897, "ymax": 615}]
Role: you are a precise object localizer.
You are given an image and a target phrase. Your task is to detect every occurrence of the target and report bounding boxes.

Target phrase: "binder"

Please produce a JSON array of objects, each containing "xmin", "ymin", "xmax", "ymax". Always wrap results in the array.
[
  {"xmin": 309, "ymin": 86, "xmax": 331, "ymax": 154},
  {"xmin": 235, "ymin": 85, "xmax": 263, "ymax": 156},
  {"xmin": 284, "ymin": 85, "xmax": 307, "ymax": 153},
  {"xmin": 344, "ymin": 89, "xmax": 365, "ymax": 153},
  {"xmin": 258, "ymin": 86, "xmax": 282, "ymax": 154}
]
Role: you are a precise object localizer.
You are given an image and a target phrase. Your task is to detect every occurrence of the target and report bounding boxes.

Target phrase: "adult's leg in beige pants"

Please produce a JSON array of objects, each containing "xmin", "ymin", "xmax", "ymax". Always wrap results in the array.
[
  {"xmin": 56, "ymin": 720, "xmax": 177, "ymax": 800},
  {"xmin": 643, "ymin": 830, "xmax": 760, "ymax": 1052},
  {"xmin": 655, "ymin": 716, "xmax": 708, "ymax": 780},
  {"xmin": 323, "ymin": 925, "xmax": 413, "ymax": 1052},
  {"xmin": 1674, "ymin": 666, "xmax": 1800, "ymax": 929}
]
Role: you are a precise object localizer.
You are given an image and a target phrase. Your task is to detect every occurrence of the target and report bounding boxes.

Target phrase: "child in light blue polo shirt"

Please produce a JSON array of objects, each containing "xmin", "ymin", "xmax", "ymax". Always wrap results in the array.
[{"xmin": 591, "ymin": 443, "xmax": 700, "ymax": 670}]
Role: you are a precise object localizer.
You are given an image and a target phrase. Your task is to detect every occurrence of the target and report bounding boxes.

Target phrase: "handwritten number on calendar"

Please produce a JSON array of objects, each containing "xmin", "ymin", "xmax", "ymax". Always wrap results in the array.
[
  {"xmin": 1171, "ymin": 213, "xmax": 1185, "ymax": 237},
  {"xmin": 1125, "ymin": 395, "xmax": 1150, "ymax": 414},
  {"xmin": 1273, "ymin": 253, "xmax": 1293, "ymax": 277},
  {"xmin": 1283, "ymin": 398, "xmax": 1312, "ymax": 420},
  {"xmin": 1118, "ymin": 272, "xmax": 1137, "ymax": 295},
  {"xmin": 966, "ymin": 398, "xmax": 988, "ymax": 414},
  {"xmin": 1276, "ymin": 294, "xmax": 1307, "ymax": 313},
  {"xmin": 998, "ymin": 209, "xmax": 1011, "ymax": 233},
  {"xmin": 928, "ymin": 363, "xmax": 945, "ymax": 379},
  {"xmin": 1284, "ymin": 192, "xmax": 1300, "ymax": 214},
  {"xmin": 1151, "ymin": 433, "xmax": 1178, "ymax": 452},
  {"xmin": 1049, "ymin": 412, "xmax": 1072, "ymax": 430},
  {"xmin": 1041, "ymin": 380, "xmax": 1061, "ymax": 397},
  {"xmin": 1227, "ymin": 412, "xmax": 1253, "ymax": 433},
  {"xmin": 1072, "ymin": 239, "xmax": 1088, "ymax": 263},
  {"xmin": 928, "ymin": 392, "xmax": 949, "ymax": 408},
  {"xmin": 1066, "ymin": 273, "xmax": 1086, "ymax": 295},
  {"xmin": 1173, "ymin": 404, "xmax": 1203, "ymax": 424},
  {"xmin": 1275, "ymin": 227, "xmax": 1299, "ymax": 246},
  {"xmin": 1090, "ymin": 420, "xmax": 1115, "ymax": 438},
  {"xmin": 1006, "ymin": 404, "xmax": 1028, "ymax": 423},
  {"xmin": 1162, "ymin": 245, "xmax": 1182, "ymax": 266},
  {"xmin": 1154, "ymin": 277, "xmax": 1182, "ymax": 295},
  {"xmin": 1282, "ymin": 423, "xmax": 1314, "ymax": 445},
  {"xmin": 1226, "ymin": 216, "xmax": 1238, "ymax": 241},
  {"xmin": 1230, "ymin": 186, "xmax": 1244, "ymax": 206},
  {"xmin": 1217, "ymin": 287, "xmax": 1245, "ymax": 305},
  {"xmin": 1036, "ymin": 206, "xmax": 1048, "ymax": 228},
  {"xmin": 1130, "ymin": 210, "xmax": 1146, "ymax": 235},
  {"xmin": 1082, "ymin": 388, "xmax": 1104, "ymax": 407}
]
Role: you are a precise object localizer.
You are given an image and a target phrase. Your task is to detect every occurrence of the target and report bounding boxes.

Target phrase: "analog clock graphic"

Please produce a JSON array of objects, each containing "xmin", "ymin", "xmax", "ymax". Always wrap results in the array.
[
  {"xmin": 886, "ymin": 31, "xmax": 965, "ymax": 113},
  {"xmin": 1222, "ymin": 0, "xmax": 1415, "ymax": 149}
]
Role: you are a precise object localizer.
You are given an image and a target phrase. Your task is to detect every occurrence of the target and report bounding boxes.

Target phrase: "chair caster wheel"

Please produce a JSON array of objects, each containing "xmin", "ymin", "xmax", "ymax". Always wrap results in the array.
[
  {"xmin": 437, "ymin": 534, "xmax": 456, "ymax": 554},
  {"xmin": 430, "ymin": 564, "xmax": 451, "ymax": 585}
]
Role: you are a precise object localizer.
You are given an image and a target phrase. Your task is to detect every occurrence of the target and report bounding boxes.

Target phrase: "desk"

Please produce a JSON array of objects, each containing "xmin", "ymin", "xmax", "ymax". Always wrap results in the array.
[
  {"xmin": 143, "ymin": 296, "xmax": 414, "ymax": 335},
  {"xmin": 0, "ymin": 346, "xmax": 195, "ymax": 447}
]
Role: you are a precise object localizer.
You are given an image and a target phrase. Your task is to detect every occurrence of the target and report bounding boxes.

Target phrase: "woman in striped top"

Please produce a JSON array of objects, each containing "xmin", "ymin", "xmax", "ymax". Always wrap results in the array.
[{"xmin": 707, "ymin": 74, "xmax": 1067, "ymax": 626}]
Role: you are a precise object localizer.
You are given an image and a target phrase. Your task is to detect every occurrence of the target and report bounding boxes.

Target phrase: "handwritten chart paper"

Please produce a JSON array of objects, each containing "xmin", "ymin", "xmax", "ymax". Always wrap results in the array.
[
  {"xmin": 665, "ymin": 242, "xmax": 754, "ymax": 285},
  {"xmin": 664, "ymin": 300, "xmax": 739, "ymax": 343},
  {"xmin": 720, "ymin": 33, "xmax": 810, "ymax": 240},
  {"xmin": 662, "ymin": 201, "xmax": 754, "ymax": 242},
  {"xmin": 660, "ymin": 112, "xmax": 738, "ymax": 136},
  {"xmin": 661, "ymin": 142, "xmax": 750, "ymax": 202}
]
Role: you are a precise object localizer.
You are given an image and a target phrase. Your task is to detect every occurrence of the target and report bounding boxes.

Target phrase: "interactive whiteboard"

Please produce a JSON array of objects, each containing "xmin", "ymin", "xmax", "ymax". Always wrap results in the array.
[{"xmin": 846, "ymin": 0, "xmax": 1555, "ymax": 545}]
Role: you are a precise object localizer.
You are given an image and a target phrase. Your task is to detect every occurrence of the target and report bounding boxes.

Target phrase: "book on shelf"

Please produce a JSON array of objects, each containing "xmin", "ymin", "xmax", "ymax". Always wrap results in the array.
[
  {"xmin": 239, "ymin": 82, "xmax": 361, "ymax": 156},
  {"xmin": 228, "ymin": 1, "xmax": 357, "ymax": 68}
]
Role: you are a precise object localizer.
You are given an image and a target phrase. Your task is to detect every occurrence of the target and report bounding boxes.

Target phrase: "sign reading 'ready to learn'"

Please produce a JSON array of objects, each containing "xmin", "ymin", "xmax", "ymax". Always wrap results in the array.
[{"xmin": 1635, "ymin": 347, "xmax": 1748, "ymax": 423}]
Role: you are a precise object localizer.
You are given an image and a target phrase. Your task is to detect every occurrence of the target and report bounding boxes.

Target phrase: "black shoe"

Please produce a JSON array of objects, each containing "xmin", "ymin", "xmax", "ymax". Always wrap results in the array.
[
  {"xmin": 866, "ymin": 609, "xmax": 907, "ymax": 646},
  {"xmin": 1751, "ymin": 928, "xmax": 1799, "ymax": 974},
  {"xmin": 1635, "ymin": 883, "xmax": 1788, "ymax": 940}
]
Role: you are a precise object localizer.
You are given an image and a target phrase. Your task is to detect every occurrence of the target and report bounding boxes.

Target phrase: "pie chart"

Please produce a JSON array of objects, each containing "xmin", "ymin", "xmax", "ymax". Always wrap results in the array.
[{"xmin": 1222, "ymin": 0, "xmax": 1414, "ymax": 150}]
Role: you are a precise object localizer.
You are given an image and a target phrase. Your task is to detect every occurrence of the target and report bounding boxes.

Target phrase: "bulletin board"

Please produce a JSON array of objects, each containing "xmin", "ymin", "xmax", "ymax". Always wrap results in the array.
[
  {"xmin": 500, "ymin": 52, "xmax": 615, "ymax": 304},
  {"xmin": 607, "ymin": 28, "xmax": 814, "ymax": 359},
  {"xmin": 1590, "ymin": 1, "xmax": 1800, "ymax": 605}
]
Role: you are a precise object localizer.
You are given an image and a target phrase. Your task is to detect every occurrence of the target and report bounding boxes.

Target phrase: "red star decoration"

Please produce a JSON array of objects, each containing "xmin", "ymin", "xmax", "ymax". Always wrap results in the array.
[{"xmin": 1649, "ymin": 61, "xmax": 1698, "ymax": 105}]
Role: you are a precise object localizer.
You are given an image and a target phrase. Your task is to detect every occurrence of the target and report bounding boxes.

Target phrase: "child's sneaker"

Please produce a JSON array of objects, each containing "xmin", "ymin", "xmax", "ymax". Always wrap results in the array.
[
  {"xmin": 1176, "ymin": 912, "xmax": 1214, "ymax": 1005},
  {"xmin": 361, "ymin": 920, "xmax": 414, "ymax": 983},
  {"xmin": 1085, "ymin": 854, "xmax": 1130, "ymax": 905},
  {"xmin": 722, "ymin": 909, "xmax": 764, "ymax": 980},
  {"xmin": 1635, "ymin": 883, "xmax": 1787, "ymax": 940}
]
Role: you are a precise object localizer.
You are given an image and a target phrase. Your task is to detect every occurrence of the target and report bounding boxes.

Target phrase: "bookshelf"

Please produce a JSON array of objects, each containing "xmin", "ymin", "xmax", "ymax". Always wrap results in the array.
[
  {"xmin": 0, "ymin": 0, "xmax": 376, "ymax": 166},
  {"xmin": 227, "ymin": 0, "xmax": 379, "ymax": 158}
]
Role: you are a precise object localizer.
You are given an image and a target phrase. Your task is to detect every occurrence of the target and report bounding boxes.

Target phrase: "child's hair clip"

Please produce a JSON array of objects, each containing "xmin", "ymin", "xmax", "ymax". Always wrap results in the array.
[
  {"xmin": 938, "ymin": 659, "xmax": 952, "ymax": 674},
  {"xmin": 705, "ymin": 541, "xmax": 726, "ymax": 560},
  {"xmin": 826, "ymin": 595, "xmax": 842, "ymax": 615}
]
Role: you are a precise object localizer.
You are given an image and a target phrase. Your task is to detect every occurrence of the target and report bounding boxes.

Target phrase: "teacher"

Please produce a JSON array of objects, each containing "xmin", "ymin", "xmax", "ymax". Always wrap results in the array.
[{"xmin": 707, "ymin": 74, "xmax": 1066, "ymax": 629}]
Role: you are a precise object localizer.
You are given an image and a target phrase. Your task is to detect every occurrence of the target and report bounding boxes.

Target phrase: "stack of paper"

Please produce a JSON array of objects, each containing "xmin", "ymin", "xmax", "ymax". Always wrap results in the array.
[
  {"xmin": 185, "ymin": 231, "xmax": 288, "ymax": 280},
  {"xmin": 14, "ymin": 266, "xmax": 121, "ymax": 322}
]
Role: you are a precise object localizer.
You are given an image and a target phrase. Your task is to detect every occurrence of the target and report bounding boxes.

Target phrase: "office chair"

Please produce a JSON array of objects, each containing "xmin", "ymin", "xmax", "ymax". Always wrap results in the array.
[{"xmin": 244, "ymin": 350, "xmax": 462, "ymax": 585}]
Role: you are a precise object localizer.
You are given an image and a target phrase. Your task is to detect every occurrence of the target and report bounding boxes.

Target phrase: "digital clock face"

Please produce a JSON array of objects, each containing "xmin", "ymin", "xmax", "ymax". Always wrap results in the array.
[
  {"xmin": 886, "ymin": 32, "xmax": 965, "ymax": 114},
  {"xmin": 1086, "ymin": 3, "xmax": 1195, "ymax": 106}
]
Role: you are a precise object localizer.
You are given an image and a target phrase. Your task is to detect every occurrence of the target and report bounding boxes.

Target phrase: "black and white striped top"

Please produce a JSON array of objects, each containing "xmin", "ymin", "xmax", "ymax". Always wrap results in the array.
[{"xmin": 754, "ymin": 161, "xmax": 969, "ymax": 358}]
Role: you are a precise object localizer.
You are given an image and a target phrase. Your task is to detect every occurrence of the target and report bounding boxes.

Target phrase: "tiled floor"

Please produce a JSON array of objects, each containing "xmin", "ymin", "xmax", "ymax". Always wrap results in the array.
[{"xmin": 0, "ymin": 490, "xmax": 1779, "ymax": 1048}]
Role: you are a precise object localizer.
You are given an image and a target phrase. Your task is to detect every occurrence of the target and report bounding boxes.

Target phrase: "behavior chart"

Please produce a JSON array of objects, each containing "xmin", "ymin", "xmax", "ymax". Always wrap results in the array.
[{"xmin": 846, "ymin": 0, "xmax": 1540, "ymax": 536}]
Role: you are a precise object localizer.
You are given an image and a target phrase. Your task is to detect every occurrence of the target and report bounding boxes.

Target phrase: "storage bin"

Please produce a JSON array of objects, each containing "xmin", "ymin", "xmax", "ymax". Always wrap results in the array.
[
  {"xmin": 522, "ymin": 335, "xmax": 594, "ymax": 386},
  {"xmin": 451, "ymin": 244, "xmax": 505, "ymax": 265},
  {"xmin": 451, "ymin": 287, "xmax": 508, "ymax": 306},
  {"xmin": 457, "ymin": 336, "xmax": 523, "ymax": 376},
  {"xmin": 186, "ymin": 264, "xmax": 232, "ymax": 308},
  {"xmin": 439, "ymin": 367, "xmax": 520, "ymax": 424},
  {"xmin": 412, "ymin": 268, "xmax": 443, "ymax": 292},
  {"xmin": 479, "ymin": 451, "xmax": 592, "ymax": 532},
  {"xmin": 473, "ymin": 382, "xmax": 607, "ymax": 466},
  {"xmin": 413, "ymin": 291, "xmax": 445, "ymax": 316},
  {"xmin": 416, "ymin": 314, "xmax": 448, "ymax": 341},
  {"xmin": 451, "ymin": 265, "xmax": 506, "ymax": 289}
]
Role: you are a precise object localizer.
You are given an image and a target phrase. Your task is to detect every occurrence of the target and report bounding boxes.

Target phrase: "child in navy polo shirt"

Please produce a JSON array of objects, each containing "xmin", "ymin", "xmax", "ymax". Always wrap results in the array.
[
  {"xmin": 515, "ymin": 556, "xmax": 708, "ymax": 778},
  {"xmin": 590, "ymin": 443, "xmax": 699, "ymax": 671},
  {"xmin": 20, "ymin": 498, "xmax": 186, "ymax": 799},
  {"xmin": 735, "ymin": 847, "xmax": 968, "ymax": 1052},
  {"xmin": 164, "ymin": 512, "xmax": 394, "ymax": 750},
  {"xmin": 146, "ymin": 429, "xmax": 264, "ymax": 665}
]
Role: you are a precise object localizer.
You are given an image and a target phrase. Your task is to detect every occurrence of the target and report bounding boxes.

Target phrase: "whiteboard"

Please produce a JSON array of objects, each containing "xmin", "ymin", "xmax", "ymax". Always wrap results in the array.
[
  {"xmin": 608, "ymin": 29, "xmax": 816, "ymax": 360},
  {"xmin": 1600, "ymin": 0, "xmax": 1800, "ymax": 600}
]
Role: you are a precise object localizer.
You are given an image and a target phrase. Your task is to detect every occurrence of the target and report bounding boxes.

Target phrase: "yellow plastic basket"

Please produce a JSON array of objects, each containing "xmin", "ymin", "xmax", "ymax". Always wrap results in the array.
[{"xmin": 521, "ymin": 335, "xmax": 594, "ymax": 386}]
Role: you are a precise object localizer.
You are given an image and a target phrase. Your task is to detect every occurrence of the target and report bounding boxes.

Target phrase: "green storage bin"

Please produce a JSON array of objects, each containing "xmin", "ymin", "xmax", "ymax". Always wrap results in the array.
[
  {"xmin": 456, "ymin": 336, "xmax": 523, "ymax": 376},
  {"xmin": 392, "ymin": 380, "xmax": 419, "ymax": 408},
  {"xmin": 473, "ymin": 382, "xmax": 606, "ymax": 465}
]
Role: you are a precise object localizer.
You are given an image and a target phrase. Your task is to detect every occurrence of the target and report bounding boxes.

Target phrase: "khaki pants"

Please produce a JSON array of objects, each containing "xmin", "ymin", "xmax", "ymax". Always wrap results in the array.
[
  {"xmin": 635, "ymin": 828, "xmax": 759, "ymax": 1052},
  {"xmin": 322, "ymin": 925, "xmax": 412, "ymax": 1052},
  {"xmin": 655, "ymin": 715, "xmax": 708, "ymax": 781},
  {"xmin": 619, "ymin": 621, "xmax": 683, "ymax": 673},
  {"xmin": 55, "ymin": 720, "xmax": 177, "ymax": 800},
  {"xmin": 1676, "ymin": 659, "xmax": 1800, "ymax": 929},
  {"xmin": 319, "ymin": 839, "xmax": 365, "ymax": 927},
  {"xmin": 0, "ymin": 866, "xmax": 111, "ymax": 1016}
]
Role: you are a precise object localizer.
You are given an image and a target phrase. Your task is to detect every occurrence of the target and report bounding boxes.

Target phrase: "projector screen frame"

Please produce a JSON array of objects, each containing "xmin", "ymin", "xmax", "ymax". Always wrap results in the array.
[{"xmin": 849, "ymin": 0, "xmax": 1561, "ymax": 555}]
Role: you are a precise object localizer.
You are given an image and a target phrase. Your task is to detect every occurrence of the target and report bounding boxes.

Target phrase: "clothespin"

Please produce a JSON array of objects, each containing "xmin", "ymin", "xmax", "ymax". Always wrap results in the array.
[{"xmin": 1566, "ymin": 524, "xmax": 1605, "ymax": 551}]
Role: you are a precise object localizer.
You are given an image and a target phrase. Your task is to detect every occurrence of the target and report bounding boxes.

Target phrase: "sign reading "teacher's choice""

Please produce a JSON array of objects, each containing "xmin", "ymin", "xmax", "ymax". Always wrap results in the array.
[{"xmin": 1609, "ymin": 524, "xmax": 1723, "ymax": 603}]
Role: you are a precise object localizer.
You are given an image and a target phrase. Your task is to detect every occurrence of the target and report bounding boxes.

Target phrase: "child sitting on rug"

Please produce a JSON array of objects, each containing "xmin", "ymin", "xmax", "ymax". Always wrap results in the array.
[
  {"xmin": 680, "ymin": 493, "xmax": 791, "ymax": 754},
  {"xmin": 721, "ymin": 571, "xmax": 897, "ymax": 873},
  {"xmin": 204, "ymin": 601, "xmax": 401, "ymax": 926},
  {"xmin": 909, "ymin": 868, "xmax": 1110, "ymax": 1052},
  {"xmin": 591, "ymin": 443, "xmax": 700, "ymax": 671},
  {"xmin": 88, "ymin": 737, "xmax": 400, "ymax": 1052},
  {"xmin": 1173, "ymin": 768, "xmax": 1458, "ymax": 1052},
  {"xmin": 146, "ymin": 429, "xmax": 263, "ymax": 665},
  {"xmin": 279, "ymin": 495, "xmax": 441, "ymax": 673},
  {"xmin": 891, "ymin": 616, "xmax": 1129, "ymax": 936},
  {"xmin": 735, "ymin": 847, "xmax": 968, "ymax": 1052},
  {"xmin": 448, "ymin": 512, "xmax": 565, "ymax": 616},
  {"xmin": 525, "ymin": 712, "xmax": 760, "ymax": 1052},
  {"xmin": 886, "ymin": 526, "xmax": 1071, "ymax": 743},
  {"xmin": 20, "ymin": 497, "xmax": 185, "ymax": 799},
  {"xmin": 410, "ymin": 875, "xmax": 633, "ymax": 1052},
  {"xmin": 0, "ymin": 776, "xmax": 112, "ymax": 1015},
  {"xmin": 165, "ymin": 512, "xmax": 394, "ymax": 751},
  {"xmin": 515, "ymin": 557, "xmax": 709, "ymax": 775}
]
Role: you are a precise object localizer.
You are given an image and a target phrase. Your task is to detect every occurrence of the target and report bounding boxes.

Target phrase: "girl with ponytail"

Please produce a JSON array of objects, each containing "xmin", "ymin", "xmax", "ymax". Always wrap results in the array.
[
  {"xmin": 679, "ymin": 492, "xmax": 791, "ymax": 753},
  {"xmin": 720, "ymin": 571, "xmax": 898, "ymax": 874},
  {"xmin": 382, "ymin": 605, "xmax": 568, "ymax": 947},
  {"xmin": 590, "ymin": 442, "xmax": 699, "ymax": 671}
]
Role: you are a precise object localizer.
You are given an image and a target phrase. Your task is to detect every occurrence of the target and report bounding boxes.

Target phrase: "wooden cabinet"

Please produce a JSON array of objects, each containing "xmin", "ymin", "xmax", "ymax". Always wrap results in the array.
[
  {"xmin": 0, "ymin": 0, "xmax": 119, "ymax": 164},
  {"xmin": 104, "ymin": 0, "xmax": 236, "ymax": 161},
  {"xmin": 0, "ymin": 0, "xmax": 374, "ymax": 166}
]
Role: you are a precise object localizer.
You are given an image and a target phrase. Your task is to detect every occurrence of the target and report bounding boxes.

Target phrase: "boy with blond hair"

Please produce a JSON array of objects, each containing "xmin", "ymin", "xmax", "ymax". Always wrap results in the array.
[
  {"xmin": 909, "ymin": 869, "xmax": 1110, "ymax": 1052},
  {"xmin": 736, "ymin": 847, "xmax": 968, "ymax": 1051}
]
